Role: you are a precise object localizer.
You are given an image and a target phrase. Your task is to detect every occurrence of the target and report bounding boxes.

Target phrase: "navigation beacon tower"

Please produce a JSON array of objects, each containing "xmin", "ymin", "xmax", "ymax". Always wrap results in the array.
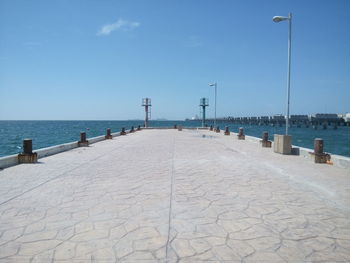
[
  {"xmin": 200, "ymin": 98, "xmax": 209, "ymax": 127},
  {"xmin": 142, "ymin": 98, "xmax": 152, "ymax": 128}
]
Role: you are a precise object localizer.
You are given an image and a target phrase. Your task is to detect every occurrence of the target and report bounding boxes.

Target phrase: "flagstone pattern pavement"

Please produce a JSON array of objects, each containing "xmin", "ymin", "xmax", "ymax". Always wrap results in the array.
[{"xmin": 0, "ymin": 129, "xmax": 349, "ymax": 262}]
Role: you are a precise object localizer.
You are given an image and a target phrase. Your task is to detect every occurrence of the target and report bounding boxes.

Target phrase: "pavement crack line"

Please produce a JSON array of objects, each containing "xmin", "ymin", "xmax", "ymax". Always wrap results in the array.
[{"xmin": 165, "ymin": 137, "xmax": 176, "ymax": 261}]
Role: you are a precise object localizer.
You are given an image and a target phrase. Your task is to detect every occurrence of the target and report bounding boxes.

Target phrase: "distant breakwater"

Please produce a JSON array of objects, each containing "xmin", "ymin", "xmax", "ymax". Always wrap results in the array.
[{"xmin": 192, "ymin": 113, "xmax": 350, "ymax": 128}]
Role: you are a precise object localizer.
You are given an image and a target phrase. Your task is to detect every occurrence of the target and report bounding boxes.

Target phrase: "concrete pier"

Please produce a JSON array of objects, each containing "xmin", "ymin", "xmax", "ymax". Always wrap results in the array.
[{"xmin": 0, "ymin": 129, "xmax": 350, "ymax": 262}]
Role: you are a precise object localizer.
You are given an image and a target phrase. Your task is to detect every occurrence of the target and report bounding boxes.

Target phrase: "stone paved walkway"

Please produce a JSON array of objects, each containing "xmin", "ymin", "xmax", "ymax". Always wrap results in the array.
[{"xmin": 0, "ymin": 129, "xmax": 350, "ymax": 262}]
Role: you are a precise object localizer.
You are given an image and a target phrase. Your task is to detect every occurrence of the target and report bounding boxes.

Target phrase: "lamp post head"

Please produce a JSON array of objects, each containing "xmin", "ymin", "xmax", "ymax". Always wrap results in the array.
[
  {"xmin": 272, "ymin": 16, "xmax": 289, "ymax": 22},
  {"xmin": 209, "ymin": 83, "xmax": 216, "ymax": 87}
]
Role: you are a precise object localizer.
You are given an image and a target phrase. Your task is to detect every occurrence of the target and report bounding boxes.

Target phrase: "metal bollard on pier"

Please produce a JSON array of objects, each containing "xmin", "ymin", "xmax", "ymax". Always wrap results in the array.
[
  {"xmin": 313, "ymin": 138, "xmax": 330, "ymax": 164},
  {"xmin": 130, "ymin": 126, "xmax": 135, "ymax": 133},
  {"xmin": 18, "ymin": 139, "xmax": 38, "ymax": 164},
  {"xmin": 261, "ymin": 131, "xmax": 272, "ymax": 147},
  {"xmin": 209, "ymin": 125, "xmax": 213, "ymax": 131},
  {"xmin": 237, "ymin": 127, "xmax": 245, "ymax": 140},
  {"xmin": 178, "ymin": 125, "xmax": 182, "ymax": 131},
  {"xmin": 105, "ymin": 128, "xmax": 113, "ymax": 139},
  {"xmin": 224, "ymin": 126, "xmax": 230, "ymax": 135},
  {"xmin": 78, "ymin": 132, "xmax": 89, "ymax": 146},
  {"xmin": 215, "ymin": 126, "xmax": 220, "ymax": 133},
  {"xmin": 137, "ymin": 125, "xmax": 141, "ymax": 131},
  {"xmin": 120, "ymin": 127, "xmax": 126, "ymax": 135},
  {"xmin": 174, "ymin": 124, "xmax": 177, "ymax": 129}
]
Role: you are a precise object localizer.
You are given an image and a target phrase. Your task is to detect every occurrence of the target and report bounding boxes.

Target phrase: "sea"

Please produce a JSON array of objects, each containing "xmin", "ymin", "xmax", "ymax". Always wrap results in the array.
[{"xmin": 0, "ymin": 120, "xmax": 349, "ymax": 158}]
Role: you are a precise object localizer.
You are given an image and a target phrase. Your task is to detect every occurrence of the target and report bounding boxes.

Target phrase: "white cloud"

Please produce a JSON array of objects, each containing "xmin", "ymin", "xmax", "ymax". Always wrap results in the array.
[{"xmin": 97, "ymin": 18, "xmax": 140, "ymax": 36}]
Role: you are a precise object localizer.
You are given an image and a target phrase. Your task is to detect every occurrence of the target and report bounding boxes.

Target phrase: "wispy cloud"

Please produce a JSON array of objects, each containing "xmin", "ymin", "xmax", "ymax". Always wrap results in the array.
[{"xmin": 97, "ymin": 18, "xmax": 140, "ymax": 36}]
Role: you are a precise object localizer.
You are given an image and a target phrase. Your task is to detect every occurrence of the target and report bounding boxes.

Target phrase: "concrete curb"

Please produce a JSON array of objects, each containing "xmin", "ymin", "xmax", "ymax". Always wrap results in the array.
[
  {"xmin": 0, "ymin": 154, "xmax": 18, "ymax": 169},
  {"xmin": 227, "ymin": 132, "xmax": 350, "ymax": 170},
  {"xmin": 0, "ymin": 129, "xmax": 134, "ymax": 169}
]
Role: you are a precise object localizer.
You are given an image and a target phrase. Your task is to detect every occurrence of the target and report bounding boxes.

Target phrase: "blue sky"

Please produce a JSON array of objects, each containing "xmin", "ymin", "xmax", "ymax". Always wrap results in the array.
[{"xmin": 0, "ymin": 0, "xmax": 349, "ymax": 120}]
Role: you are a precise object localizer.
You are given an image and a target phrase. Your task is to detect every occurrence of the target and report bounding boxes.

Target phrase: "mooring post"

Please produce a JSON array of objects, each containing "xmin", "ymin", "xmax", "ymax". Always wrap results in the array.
[
  {"xmin": 174, "ymin": 124, "xmax": 177, "ymax": 129},
  {"xmin": 224, "ymin": 126, "xmax": 230, "ymax": 135},
  {"xmin": 23, "ymin": 139, "xmax": 32, "ymax": 154},
  {"xmin": 78, "ymin": 132, "xmax": 89, "ymax": 146},
  {"xmin": 215, "ymin": 126, "xmax": 220, "ymax": 133},
  {"xmin": 261, "ymin": 131, "xmax": 272, "ymax": 147},
  {"xmin": 120, "ymin": 127, "xmax": 126, "ymax": 135},
  {"xmin": 130, "ymin": 126, "xmax": 135, "ymax": 133},
  {"xmin": 178, "ymin": 125, "xmax": 182, "ymax": 131},
  {"xmin": 209, "ymin": 125, "xmax": 213, "ymax": 131},
  {"xmin": 137, "ymin": 125, "xmax": 141, "ymax": 131},
  {"xmin": 18, "ymin": 139, "xmax": 38, "ymax": 164},
  {"xmin": 314, "ymin": 138, "xmax": 329, "ymax": 163},
  {"xmin": 105, "ymin": 128, "xmax": 112, "ymax": 139},
  {"xmin": 238, "ymin": 127, "xmax": 245, "ymax": 140}
]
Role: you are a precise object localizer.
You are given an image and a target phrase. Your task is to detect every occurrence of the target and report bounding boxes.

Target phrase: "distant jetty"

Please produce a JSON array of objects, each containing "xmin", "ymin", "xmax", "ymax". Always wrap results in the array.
[{"xmin": 188, "ymin": 113, "xmax": 350, "ymax": 128}]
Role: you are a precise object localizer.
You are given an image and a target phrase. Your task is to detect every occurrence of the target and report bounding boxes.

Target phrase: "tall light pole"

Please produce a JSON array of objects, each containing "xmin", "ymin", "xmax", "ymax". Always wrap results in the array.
[
  {"xmin": 273, "ymin": 13, "xmax": 292, "ymax": 135},
  {"xmin": 209, "ymin": 82, "xmax": 217, "ymax": 127}
]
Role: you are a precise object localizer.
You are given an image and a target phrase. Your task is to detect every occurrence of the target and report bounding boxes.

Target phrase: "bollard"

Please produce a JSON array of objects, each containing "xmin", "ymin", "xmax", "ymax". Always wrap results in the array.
[
  {"xmin": 120, "ymin": 127, "xmax": 126, "ymax": 135},
  {"xmin": 224, "ymin": 126, "xmax": 230, "ymax": 135},
  {"xmin": 215, "ymin": 126, "xmax": 220, "ymax": 133},
  {"xmin": 18, "ymin": 139, "xmax": 38, "ymax": 163},
  {"xmin": 23, "ymin": 139, "xmax": 33, "ymax": 154},
  {"xmin": 209, "ymin": 125, "xmax": 213, "ymax": 131},
  {"xmin": 130, "ymin": 126, "xmax": 135, "ymax": 133},
  {"xmin": 238, "ymin": 127, "xmax": 245, "ymax": 140},
  {"xmin": 137, "ymin": 125, "xmax": 141, "ymax": 131},
  {"xmin": 174, "ymin": 124, "xmax": 177, "ymax": 129},
  {"xmin": 178, "ymin": 125, "xmax": 182, "ymax": 131},
  {"xmin": 261, "ymin": 131, "xmax": 271, "ymax": 147},
  {"xmin": 105, "ymin": 128, "xmax": 112, "ymax": 139},
  {"xmin": 78, "ymin": 132, "xmax": 89, "ymax": 146},
  {"xmin": 313, "ymin": 138, "xmax": 329, "ymax": 163}
]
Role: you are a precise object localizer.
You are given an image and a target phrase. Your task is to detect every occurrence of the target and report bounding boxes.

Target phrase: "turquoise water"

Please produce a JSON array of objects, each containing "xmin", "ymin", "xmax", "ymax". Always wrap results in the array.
[{"xmin": 0, "ymin": 120, "xmax": 349, "ymax": 158}]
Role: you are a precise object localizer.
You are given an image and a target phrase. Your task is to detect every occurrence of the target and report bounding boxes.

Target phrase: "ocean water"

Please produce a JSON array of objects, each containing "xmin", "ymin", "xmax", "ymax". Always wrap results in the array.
[{"xmin": 0, "ymin": 120, "xmax": 349, "ymax": 158}]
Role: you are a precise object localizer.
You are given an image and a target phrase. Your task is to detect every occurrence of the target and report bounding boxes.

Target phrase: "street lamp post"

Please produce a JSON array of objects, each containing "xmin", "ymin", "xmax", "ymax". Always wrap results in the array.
[
  {"xmin": 209, "ymin": 82, "xmax": 217, "ymax": 127},
  {"xmin": 273, "ymin": 13, "xmax": 292, "ymax": 135}
]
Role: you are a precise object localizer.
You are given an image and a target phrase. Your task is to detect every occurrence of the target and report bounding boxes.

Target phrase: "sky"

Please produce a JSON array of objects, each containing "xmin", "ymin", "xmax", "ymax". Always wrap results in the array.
[{"xmin": 0, "ymin": 0, "xmax": 349, "ymax": 120}]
